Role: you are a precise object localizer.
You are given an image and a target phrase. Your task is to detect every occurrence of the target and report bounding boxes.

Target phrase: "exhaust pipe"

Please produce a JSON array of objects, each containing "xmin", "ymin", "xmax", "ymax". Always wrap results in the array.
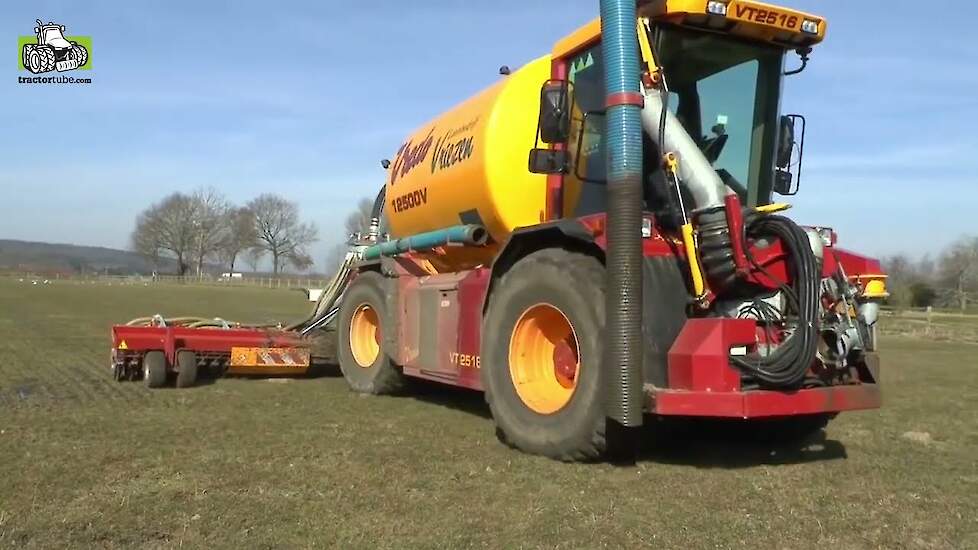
[{"xmin": 600, "ymin": 0, "xmax": 644, "ymax": 429}]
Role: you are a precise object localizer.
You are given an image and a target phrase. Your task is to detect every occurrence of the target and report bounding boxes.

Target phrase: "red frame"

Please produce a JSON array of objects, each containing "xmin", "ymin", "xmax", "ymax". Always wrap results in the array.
[{"xmin": 111, "ymin": 325, "xmax": 306, "ymax": 371}]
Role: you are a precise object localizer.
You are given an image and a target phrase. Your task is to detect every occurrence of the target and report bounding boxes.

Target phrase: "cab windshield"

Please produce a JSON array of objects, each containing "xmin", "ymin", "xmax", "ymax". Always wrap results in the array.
[{"xmin": 654, "ymin": 26, "xmax": 785, "ymax": 206}]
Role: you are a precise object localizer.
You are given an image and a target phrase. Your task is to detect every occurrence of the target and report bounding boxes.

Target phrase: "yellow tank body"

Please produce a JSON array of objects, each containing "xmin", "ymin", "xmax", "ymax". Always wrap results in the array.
[{"xmin": 385, "ymin": 55, "xmax": 551, "ymax": 251}]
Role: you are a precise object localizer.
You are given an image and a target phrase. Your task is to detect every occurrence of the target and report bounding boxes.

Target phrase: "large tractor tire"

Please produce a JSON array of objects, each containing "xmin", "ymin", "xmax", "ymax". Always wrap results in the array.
[
  {"xmin": 70, "ymin": 44, "xmax": 88, "ymax": 67},
  {"xmin": 481, "ymin": 248, "xmax": 608, "ymax": 462},
  {"xmin": 22, "ymin": 45, "xmax": 34, "ymax": 70},
  {"xmin": 26, "ymin": 46, "xmax": 55, "ymax": 74},
  {"xmin": 337, "ymin": 271, "xmax": 406, "ymax": 394},
  {"xmin": 143, "ymin": 351, "xmax": 168, "ymax": 389},
  {"xmin": 175, "ymin": 350, "xmax": 198, "ymax": 388}
]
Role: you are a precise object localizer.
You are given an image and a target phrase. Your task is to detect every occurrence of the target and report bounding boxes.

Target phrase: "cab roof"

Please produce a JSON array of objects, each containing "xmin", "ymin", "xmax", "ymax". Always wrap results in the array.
[{"xmin": 552, "ymin": 0, "xmax": 825, "ymax": 58}]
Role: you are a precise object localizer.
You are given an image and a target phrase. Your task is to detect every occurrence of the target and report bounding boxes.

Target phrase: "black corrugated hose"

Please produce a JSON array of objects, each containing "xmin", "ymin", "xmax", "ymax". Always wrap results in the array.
[{"xmin": 733, "ymin": 214, "xmax": 820, "ymax": 388}]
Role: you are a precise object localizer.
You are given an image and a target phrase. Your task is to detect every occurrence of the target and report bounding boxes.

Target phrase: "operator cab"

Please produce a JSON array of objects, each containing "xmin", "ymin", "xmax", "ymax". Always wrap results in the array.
[{"xmin": 533, "ymin": 5, "xmax": 821, "ymax": 220}]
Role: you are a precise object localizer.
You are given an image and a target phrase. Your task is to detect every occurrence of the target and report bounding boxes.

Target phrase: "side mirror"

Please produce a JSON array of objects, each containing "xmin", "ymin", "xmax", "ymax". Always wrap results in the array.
[
  {"xmin": 537, "ymin": 80, "xmax": 571, "ymax": 144},
  {"xmin": 776, "ymin": 115, "xmax": 795, "ymax": 169},
  {"xmin": 528, "ymin": 149, "xmax": 568, "ymax": 175},
  {"xmin": 774, "ymin": 114, "xmax": 806, "ymax": 196}
]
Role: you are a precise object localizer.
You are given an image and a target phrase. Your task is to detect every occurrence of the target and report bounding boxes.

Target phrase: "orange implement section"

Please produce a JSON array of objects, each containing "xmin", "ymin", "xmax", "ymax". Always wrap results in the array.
[{"xmin": 228, "ymin": 347, "xmax": 311, "ymax": 375}]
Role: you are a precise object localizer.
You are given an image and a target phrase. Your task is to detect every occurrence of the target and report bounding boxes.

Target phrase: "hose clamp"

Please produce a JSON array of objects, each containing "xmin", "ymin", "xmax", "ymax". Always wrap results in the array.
[{"xmin": 605, "ymin": 92, "xmax": 645, "ymax": 109}]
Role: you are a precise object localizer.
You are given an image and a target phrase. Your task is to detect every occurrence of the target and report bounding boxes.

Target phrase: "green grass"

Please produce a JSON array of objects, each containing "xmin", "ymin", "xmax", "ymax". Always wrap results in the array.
[{"xmin": 1, "ymin": 279, "xmax": 976, "ymax": 548}]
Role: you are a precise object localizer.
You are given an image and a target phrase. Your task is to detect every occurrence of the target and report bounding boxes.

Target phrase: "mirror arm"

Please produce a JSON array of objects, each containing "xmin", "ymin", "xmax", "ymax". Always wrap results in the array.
[{"xmin": 784, "ymin": 47, "xmax": 813, "ymax": 76}]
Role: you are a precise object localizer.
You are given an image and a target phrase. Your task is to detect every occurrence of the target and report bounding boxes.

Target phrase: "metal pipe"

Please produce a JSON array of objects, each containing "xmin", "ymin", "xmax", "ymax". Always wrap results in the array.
[
  {"xmin": 600, "ymin": 0, "xmax": 644, "ymax": 429},
  {"xmin": 361, "ymin": 224, "xmax": 488, "ymax": 261},
  {"xmin": 641, "ymin": 89, "xmax": 728, "ymax": 212}
]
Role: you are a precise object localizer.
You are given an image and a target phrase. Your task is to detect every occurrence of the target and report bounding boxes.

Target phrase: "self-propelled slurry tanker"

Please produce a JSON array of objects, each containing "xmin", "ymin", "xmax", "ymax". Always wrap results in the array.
[
  {"xmin": 334, "ymin": 0, "xmax": 886, "ymax": 461},
  {"xmin": 112, "ymin": 0, "xmax": 887, "ymax": 462}
]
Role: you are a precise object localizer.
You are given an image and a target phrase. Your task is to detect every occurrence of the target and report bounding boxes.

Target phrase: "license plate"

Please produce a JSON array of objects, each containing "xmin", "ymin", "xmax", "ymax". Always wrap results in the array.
[{"xmin": 728, "ymin": 1, "xmax": 803, "ymax": 32}]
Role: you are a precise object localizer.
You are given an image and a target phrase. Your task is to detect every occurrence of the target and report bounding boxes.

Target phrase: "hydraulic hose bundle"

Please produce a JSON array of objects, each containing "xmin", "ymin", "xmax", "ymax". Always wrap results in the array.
[{"xmin": 732, "ymin": 214, "xmax": 821, "ymax": 389}]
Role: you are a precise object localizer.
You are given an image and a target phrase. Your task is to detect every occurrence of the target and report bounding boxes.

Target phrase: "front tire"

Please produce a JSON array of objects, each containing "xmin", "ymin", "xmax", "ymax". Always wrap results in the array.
[
  {"xmin": 337, "ymin": 271, "xmax": 406, "ymax": 394},
  {"xmin": 482, "ymin": 248, "xmax": 608, "ymax": 461},
  {"xmin": 22, "ymin": 45, "xmax": 34, "ymax": 70},
  {"xmin": 70, "ymin": 44, "xmax": 88, "ymax": 67}
]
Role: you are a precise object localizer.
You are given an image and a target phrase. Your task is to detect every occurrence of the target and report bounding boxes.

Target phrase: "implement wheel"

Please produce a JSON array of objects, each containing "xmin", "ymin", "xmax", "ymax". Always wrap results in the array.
[
  {"xmin": 482, "ymin": 248, "xmax": 607, "ymax": 462},
  {"xmin": 143, "ymin": 351, "xmax": 167, "ymax": 389},
  {"xmin": 337, "ymin": 271, "xmax": 405, "ymax": 394},
  {"xmin": 175, "ymin": 350, "xmax": 198, "ymax": 388}
]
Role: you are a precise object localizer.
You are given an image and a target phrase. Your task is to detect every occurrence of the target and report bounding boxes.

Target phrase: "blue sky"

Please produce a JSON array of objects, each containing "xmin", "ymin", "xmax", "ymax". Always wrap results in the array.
[{"xmin": 1, "ymin": 0, "xmax": 975, "ymax": 269}]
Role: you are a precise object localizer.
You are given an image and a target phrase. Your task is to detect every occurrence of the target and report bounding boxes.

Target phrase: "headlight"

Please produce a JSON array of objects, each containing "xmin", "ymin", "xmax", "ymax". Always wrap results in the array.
[
  {"xmin": 707, "ymin": 1, "xmax": 728, "ymax": 16},
  {"xmin": 814, "ymin": 226, "xmax": 836, "ymax": 247},
  {"xmin": 801, "ymin": 19, "xmax": 820, "ymax": 34}
]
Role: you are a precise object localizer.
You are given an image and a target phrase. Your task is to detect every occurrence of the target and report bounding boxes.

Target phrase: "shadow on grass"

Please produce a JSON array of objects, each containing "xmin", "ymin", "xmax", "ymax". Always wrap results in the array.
[
  {"xmin": 306, "ymin": 358, "xmax": 342, "ymax": 379},
  {"xmin": 632, "ymin": 417, "xmax": 848, "ymax": 468},
  {"xmin": 400, "ymin": 379, "xmax": 493, "ymax": 419},
  {"xmin": 393, "ymin": 383, "xmax": 847, "ymax": 467}
]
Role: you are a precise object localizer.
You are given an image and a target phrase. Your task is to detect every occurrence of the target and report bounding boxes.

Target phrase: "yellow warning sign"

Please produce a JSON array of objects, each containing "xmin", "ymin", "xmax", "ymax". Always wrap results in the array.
[{"xmin": 118, "ymin": 340, "xmax": 128, "ymax": 350}]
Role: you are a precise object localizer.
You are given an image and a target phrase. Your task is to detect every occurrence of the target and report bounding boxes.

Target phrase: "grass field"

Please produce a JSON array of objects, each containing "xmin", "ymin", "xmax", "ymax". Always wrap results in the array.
[{"xmin": 1, "ymin": 278, "xmax": 976, "ymax": 548}]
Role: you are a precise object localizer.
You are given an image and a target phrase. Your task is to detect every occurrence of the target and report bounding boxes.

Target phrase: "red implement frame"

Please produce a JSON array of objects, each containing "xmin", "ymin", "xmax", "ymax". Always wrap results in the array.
[{"xmin": 111, "ymin": 324, "xmax": 309, "ymax": 377}]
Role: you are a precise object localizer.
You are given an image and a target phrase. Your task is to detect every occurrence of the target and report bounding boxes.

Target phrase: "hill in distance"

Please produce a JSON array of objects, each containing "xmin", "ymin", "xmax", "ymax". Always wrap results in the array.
[{"xmin": 0, "ymin": 239, "xmax": 180, "ymax": 275}]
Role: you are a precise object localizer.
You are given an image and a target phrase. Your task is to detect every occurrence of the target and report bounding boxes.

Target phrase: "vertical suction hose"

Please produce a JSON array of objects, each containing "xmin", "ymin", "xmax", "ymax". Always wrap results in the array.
[{"xmin": 600, "ymin": 0, "xmax": 644, "ymax": 429}]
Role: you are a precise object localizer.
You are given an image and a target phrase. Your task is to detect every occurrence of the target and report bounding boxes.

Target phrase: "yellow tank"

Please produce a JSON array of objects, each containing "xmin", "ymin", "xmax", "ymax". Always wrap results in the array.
[{"xmin": 385, "ymin": 55, "xmax": 551, "ymax": 248}]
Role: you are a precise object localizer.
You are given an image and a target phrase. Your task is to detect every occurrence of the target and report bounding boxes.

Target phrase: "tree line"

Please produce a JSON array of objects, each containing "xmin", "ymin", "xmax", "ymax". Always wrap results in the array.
[
  {"xmin": 883, "ymin": 235, "xmax": 978, "ymax": 312},
  {"xmin": 131, "ymin": 188, "xmax": 318, "ymax": 276}
]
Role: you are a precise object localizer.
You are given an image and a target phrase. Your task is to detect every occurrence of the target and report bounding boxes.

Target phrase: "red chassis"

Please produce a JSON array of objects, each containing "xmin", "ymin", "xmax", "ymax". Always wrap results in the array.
[{"xmin": 382, "ymin": 212, "xmax": 882, "ymax": 419}]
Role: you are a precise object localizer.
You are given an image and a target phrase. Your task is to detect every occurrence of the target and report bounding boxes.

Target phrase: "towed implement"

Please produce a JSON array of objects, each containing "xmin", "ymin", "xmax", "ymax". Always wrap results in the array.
[{"xmin": 112, "ymin": 0, "xmax": 888, "ymax": 461}]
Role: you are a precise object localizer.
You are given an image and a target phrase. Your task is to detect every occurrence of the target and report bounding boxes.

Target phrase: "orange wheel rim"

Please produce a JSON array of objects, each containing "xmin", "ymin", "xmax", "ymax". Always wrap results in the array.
[
  {"xmin": 350, "ymin": 304, "xmax": 380, "ymax": 368},
  {"xmin": 508, "ymin": 303, "xmax": 581, "ymax": 415}
]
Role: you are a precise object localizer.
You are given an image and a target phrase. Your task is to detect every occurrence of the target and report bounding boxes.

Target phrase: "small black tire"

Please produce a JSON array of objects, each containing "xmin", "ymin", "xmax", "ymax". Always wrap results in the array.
[
  {"xmin": 143, "ymin": 351, "xmax": 168, "ymax": 389},
  {"xmin": 481, "ymin": 248, "xmax": 608, "ymax": 462},
  {"xmin": 337, "ymin": 271, "xmax": 406, "ymax": 394},
  {"xmin": 175, "ymin": 350, "xmax": 198, "ymax": 388}
]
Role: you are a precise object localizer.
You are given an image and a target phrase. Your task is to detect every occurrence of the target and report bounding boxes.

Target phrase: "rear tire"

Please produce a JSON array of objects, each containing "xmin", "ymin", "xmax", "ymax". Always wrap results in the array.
[
  {"xmin": 143, "ymin": 351, "xmax": 168, "ymax": 389},
  {"xmin": 175, "ymin": 350, "xmax": 198, "ymax": 388},
  {"xmin": 482, "ymin": 248, "xmax": 608, "ymax": 462},
  {"xmin": 337, "ymin": 271, "xmax": 406, "ymax": 394}
]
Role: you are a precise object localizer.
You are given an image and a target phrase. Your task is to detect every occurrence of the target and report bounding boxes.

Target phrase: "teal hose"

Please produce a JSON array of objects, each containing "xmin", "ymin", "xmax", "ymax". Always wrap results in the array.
[
  {"xmin": 361, "ymin": 225, "xmax": 488, "ymax": 261},
  {"xmin": 600, "ymin": 0, "xmax": 645, "ymax": 429}
]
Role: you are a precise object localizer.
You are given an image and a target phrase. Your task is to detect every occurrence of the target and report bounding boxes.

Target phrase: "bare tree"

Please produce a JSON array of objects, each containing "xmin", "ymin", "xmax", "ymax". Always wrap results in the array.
[
  {"xmin": 344, "ymin": 197, "xmax": 375, "ymax": 237},
  {"xmin": 244, "ymin": 247, "xmax": 265, "ymax": 272},
  {"xmin": 218, "ymin": 206, "xmax": 258, "ymax": 272},
  {"xmin": 324, "ymin": 242, "xmax": 349, "ymax": 275},
  {"xmin": 938, "ymin": 235, "xmax": 978, "ymax": 312},
  {"xmin": 130, "ymin": 193, "xmax": 199, "ymax": 276},
  {"xmin": 189, "ymin": 188, "xmax": 231, "ymax": 277},
  {"xmin": 248, "ymin": 194, "xmax": 319, "ymax": 275}
]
